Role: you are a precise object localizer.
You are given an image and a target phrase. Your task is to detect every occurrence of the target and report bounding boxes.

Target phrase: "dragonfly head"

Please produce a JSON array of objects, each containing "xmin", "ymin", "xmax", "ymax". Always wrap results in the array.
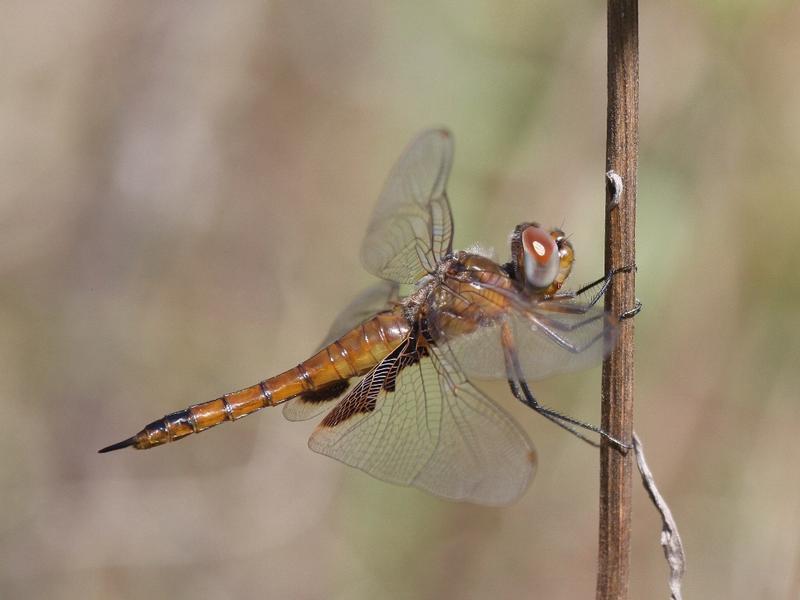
[{"xmin": 510, "ymin": 223, "xmax": 574, "ymax": 295}]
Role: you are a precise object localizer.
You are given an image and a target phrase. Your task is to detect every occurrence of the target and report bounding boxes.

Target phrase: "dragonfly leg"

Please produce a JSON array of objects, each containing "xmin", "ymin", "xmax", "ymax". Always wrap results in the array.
[
  {"xmin": 507, "ymin": 379, "xmax": 599, "ymax": 448},
  {"xmin": 536, "ymin": 293, "xmax": 642, "ymax": 329},
  {"xmin": 528, "ymin": 315, "xmax": 608, "ymax": 354},
  {"xmin": 575, "ymin": 263, "xmax": 636, "ymax": 298},
  {"xmin": 549, "ymin": 263, "xmax": 637, "ymax": 312},
  {"xmin": 501, "ymin": 322, "xmax": 631, "ymax": 451},
  {"xmin": 529, "ymin": 300, "xmax": 642, "ymax": 356},
  {"xmin": 532, "ymin": 309, "xmax": 607, "ymax": 333},
  {"xmin": 516, "ymin": 378, "xmax": 630, "ymax": 451}
]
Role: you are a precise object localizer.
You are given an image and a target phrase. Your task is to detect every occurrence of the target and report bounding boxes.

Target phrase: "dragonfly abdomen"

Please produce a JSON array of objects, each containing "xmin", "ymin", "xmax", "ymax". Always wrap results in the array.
[
  {"xmin": 322, "ymin": 309, "xmax": 412, "ymax": 378},
  {"xmin": 99, "ymin": 309, "xmax": 411, "ymax": 452}
]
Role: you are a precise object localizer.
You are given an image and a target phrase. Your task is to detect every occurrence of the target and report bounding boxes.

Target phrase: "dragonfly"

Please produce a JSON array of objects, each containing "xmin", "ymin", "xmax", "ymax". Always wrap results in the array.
[{"xmin": 100, "ymin": 129, "xmax": 637, "ymax": 506}]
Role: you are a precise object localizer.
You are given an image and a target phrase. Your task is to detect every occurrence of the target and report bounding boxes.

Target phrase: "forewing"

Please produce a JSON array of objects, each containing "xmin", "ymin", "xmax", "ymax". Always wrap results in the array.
[
  {"xmin": 360, "ymin": 129, "xmax": 454, "ymax": 284},
  {"xmin": 309, "ymin": 337, "xmax": 535, "ymax": 505},
  {"xmin": 432, "ymin": 287, "xmax": 618, "ymax": 382},
  {"xmin": 282, "ymin": 280, "xmax": 400, "ymax": 422}
]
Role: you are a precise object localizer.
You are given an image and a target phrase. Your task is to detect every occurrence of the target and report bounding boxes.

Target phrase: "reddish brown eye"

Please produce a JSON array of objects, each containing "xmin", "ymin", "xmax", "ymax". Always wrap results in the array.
[
  {"xmin": 522, "ymin": 226, "xmax": 557, "ymax": 265},
  {"xmin": 521, "ymin": 225, "xmax": 560, "ymax": 290}
]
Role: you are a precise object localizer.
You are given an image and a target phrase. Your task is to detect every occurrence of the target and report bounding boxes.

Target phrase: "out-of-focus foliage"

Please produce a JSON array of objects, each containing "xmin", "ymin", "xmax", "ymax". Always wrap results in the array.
[{"xmin": 2, "ymin": 2, "xmax": 799, "ymax": 598}]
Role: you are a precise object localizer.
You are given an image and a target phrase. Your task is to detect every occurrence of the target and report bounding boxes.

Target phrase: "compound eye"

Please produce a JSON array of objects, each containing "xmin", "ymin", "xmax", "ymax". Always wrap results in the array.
[{"xmin": 521, "ymin": 226, "xmax": 559, "ymax": 289}]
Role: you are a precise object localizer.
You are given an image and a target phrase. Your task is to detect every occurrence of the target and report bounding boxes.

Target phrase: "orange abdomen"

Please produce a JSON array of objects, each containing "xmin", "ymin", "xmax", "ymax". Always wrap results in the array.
[{"xmin": 100, "ymin": 309, "xmax": 411, "ymax": 452}]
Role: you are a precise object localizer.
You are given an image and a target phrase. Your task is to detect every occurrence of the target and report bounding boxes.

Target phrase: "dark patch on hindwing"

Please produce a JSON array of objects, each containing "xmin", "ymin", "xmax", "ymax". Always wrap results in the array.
[
  {"xmin": 320, "ymin": 388, "xmax": 379, "ymax": 428},
  {"xmin": 319, "ymin": 335, "xmax": 426, "ymax": 428},
  {"xmin": 298, "ymin": 380, "xmax": 350, "ymax": 404},
  {"xmin": 384, "ymin": 343, "xmax": 428, "ymax": 392}
]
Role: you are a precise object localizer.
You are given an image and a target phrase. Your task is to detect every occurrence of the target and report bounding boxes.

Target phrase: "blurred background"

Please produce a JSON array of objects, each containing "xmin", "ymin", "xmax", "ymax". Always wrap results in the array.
[{"xmin": 2, "ymin": 1, "xmax": 799, "ymax": 598}]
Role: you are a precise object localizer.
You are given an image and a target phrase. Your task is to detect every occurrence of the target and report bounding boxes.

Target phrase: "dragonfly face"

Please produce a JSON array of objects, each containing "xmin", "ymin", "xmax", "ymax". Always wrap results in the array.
[
  {"xmin": 508, "ymin": 222, "xmax": 574, "ymax": 295},
  {"xmin": 100, "ymin": 129, "xmax": 621, "ymax": 506}
]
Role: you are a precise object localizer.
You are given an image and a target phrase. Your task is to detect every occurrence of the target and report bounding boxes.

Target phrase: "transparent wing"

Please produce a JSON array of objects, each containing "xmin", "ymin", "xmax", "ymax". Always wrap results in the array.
[
  {"xmin": 431, "ymin": 286, "xmax": 618, "ymax": 382},
  {"xmin": 318, "ymin": 280, "xmax": 401, "ymax": 349},
  {"xmin": 308, "ymin": 337, "xmax": 535, "ymax": 506},
  {"xmin": 360, "ymin": 129, "xmax": 454, "ymax": 284},
  {"xmin": 282, "ymin": 280, "xmax": 400, "ymax": 422}
]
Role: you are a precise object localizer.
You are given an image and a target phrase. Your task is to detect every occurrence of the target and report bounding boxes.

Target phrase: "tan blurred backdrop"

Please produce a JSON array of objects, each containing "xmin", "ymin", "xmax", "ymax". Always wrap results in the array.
[{"xmin": 2, "ymin": 1, "xmax": 799, "ymax": 598}]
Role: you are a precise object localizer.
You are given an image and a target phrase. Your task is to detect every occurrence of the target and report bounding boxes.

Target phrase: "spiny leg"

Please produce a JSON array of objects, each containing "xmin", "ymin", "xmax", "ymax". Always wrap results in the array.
[
  {"xmin": 531, "ymin": 308, "xmax": 607, "ymax": 334},
  {"xmin": 507, "ymin": 379, "xmax": 599, "ymax": 448},
  {"xmin": 549, "ymin": 264, "xmax": 637, "ymax": 313},
  {"xmin": 527, "ymin": 313, "xmax": 608, "ymax": 355},
  {"xmin": 526, "ymin": 304, "xmax": 637, "ymax": 355},
  {"xmin": 515, "ymin": 377, "xmax": 630, "ymax": 451},
  {"xmin": 532, "ymin": 294, "xmax": 641, "ymax": 342},
  {"xmin": 500, "ymin": 322, "xmax": 631, "ymax": 451}
]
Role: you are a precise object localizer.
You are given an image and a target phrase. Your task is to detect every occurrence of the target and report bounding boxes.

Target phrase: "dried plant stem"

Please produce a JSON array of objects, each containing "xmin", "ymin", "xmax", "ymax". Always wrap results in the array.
[
  {"xmin": 597, "ymin": 1, "xmax": 639, "ymax": 599},
  {"xmin": 632, "ymin": 433, "xmax": 686, "ymax": 600}
]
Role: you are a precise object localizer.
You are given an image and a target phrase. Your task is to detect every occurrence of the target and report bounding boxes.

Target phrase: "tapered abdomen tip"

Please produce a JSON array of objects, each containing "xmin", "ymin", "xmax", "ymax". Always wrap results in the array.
[{"xmin": 98, "ymin": 436, "xmax": 137, "ymax": 453}]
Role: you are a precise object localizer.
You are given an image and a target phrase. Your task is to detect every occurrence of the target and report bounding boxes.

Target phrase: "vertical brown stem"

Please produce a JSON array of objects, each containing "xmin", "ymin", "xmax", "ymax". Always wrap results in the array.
[{"xmin": 597, "ymin": 1, "xmax": 638, "ymax": 600}]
